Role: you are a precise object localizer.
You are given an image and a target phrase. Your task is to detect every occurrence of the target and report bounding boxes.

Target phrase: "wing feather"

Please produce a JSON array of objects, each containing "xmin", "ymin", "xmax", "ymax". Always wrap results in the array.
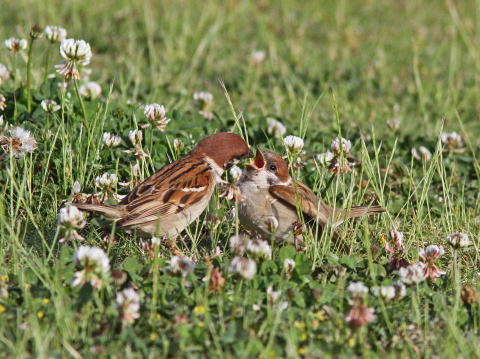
[{"xmin": 117, "ymin": 157, "xmax": 212, "ymax": 227}]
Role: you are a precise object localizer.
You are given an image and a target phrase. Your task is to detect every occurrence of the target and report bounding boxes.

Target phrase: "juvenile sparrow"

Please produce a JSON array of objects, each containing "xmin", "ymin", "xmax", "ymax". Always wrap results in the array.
[
  {"xmin": 73, "ymin": 132, "xmax": 252, "ymax": 236},
  {"xmin": 237, "ymin": 150, "xmax": 385, "ymax": 241}
]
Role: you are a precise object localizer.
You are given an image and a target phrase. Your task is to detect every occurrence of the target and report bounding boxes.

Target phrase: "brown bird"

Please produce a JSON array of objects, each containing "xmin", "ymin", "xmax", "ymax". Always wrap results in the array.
[
  {"xmin": 74, "ymin": 132, "xmax": 252, "ymax": 236},
  {"xmin": 237, "ymin": 149, "xmax": 385, "ymax": 241}
]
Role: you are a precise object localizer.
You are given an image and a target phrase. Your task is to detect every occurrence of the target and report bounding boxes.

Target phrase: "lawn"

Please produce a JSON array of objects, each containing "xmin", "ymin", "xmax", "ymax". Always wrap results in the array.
[{"xmin": 1, "ymin": 0, "xmax": 480, "ymax": 357}]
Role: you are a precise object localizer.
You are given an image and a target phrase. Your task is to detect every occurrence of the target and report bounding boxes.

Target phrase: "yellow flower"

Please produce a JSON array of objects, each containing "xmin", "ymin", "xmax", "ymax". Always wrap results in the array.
[
  {"xmin": 149, "ymin": 333, "xmax": 158, "ymax": 341},
  {"xmin": 193, "ymin": 305, "xmax": 206, "ymax": 316},
  {"xmin": 299, "ymin": 333, "xmax": 307, "ymax": 341},
  {"xmin": 155, "ymin": 313, "xmax": 161, "ymax": 320},
  {"xmin": 42, "ymin": 298, "xmax": 50, "ymax": 304},
  {"xmin": 348, "ymin": 337, "xmax": 355, "ymax": 347},
  {"xmin": 0, "ymin": 304, "xmax": 5, "ymax": 313},
  {"xmin": 197, "ymin": 321, "xmax": 205, "ymax": 327},
  {"xmin": 0, "ymin": 275, "xmax": 7, "ymax": 282},
  {"xmin": 313, "ymin": 310, "xmax": 325, "ymax": 321},
  {"xmin": 294, "ymin": 321, "xmax": 305, "ymax": 330},
  {"xmin": 37, "ymin": 311, "xmax": 45, "ymax": 319},
  {"xmin": 298, "ymin": 347, "xmax": 306, "ymax": 355}
]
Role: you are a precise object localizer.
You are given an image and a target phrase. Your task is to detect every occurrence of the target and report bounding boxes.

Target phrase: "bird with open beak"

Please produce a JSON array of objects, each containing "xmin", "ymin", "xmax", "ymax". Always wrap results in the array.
[
  {"xmin": 73, "ymin": 132, "xmax": 252, "ymax": 236},
  {"xmin": 237, "ymin": 149, "xmax": 385, "ymax": 241}
]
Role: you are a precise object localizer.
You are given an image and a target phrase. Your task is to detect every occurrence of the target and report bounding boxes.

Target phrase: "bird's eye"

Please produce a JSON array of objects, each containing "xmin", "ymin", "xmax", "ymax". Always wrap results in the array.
[{"xmin": 269, "ymin": 164, "xmax": 277, "ymax": 172}]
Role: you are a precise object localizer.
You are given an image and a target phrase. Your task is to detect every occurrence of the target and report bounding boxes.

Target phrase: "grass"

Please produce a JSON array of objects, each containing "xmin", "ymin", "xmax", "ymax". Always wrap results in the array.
[{"xmin": 1, "ymin": 0, "xmax": 480, "ymax": 357}]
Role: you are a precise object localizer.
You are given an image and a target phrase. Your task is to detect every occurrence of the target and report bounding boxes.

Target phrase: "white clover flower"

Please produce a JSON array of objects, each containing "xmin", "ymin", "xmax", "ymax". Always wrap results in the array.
[
  {"xmin": 441, "ymin": 132, "xmax": 463, "ymax": 150},
  {"xmin": 386, "ymin": 119, "xmax": 401, "ymax": 132},
  {"xmin": 173, "ymin": 138, "xmax": 184, "ymax": 152},
  {"xmin": 419, "ymin": 245, "xmax": 445, "ymax": 261},
  {"xmin": 128, "ymin": 129, "xmax": 143, "ymax": 148},
  {"xmin": 0, "ymin": 126, "xmax": 37, "ymax": 158},
  {"xmin": 347, "ymin": 281, "xmax": 369, "ymax": 299},
  {"xmin": 411, "ymin": 146, "xmax": 432, "ymax": 161},
  {"xmin": 72, "ymin": 246, "xmax": 110, "ymax": 289},
  {"xmin": 168, "ymin": 256, "xmax": 195, "ymax": 277},
  {"xmin": 116, "ymin": 288, "xmax": 140, "ymax": 324},
  {"xmin": 4, "ymin": 38, "xmax": 27, "ymax": 52},
  {"xmin": 29, "ymin": 25, "xmax": 43, "ymax": 39},
  {"xmin": 73, "ymin": 181, "xmax": 81, "ymax": 194},
  {"xmin": 79, "ymin": 81, "xmax": 102, "ymax": 99},
  {"xmin": 265, "ymin": 216, "xmax": 279, "ymax": 233},
  {"xmin": 0, "ymin": 115, "xmax": 4, "ymax": 127},
  {"xmin": 144, "ymin": 103, "xmax": 170, "ymax": 131},
  {"xmin": 228, "ymin": 256, "xmax": 257, "ymax": 280},
  {"xmin": 131, "ymin": 163, "xmax": 140, "ymax": 177},
  {"xmin": 59, "ymin": 39, "xmax": 92, "ymax": 66},
  {"xmin": 399, "ymin": 262, "xmax": 426, "ymax": 285},
  {"xmin": 331, "ymin": 137, "xmax": 352, "ymax": 155},
  {"xmin": 283, "ymin": 135, "xmax": 304, "ymax": 154},
  {"xmin": 246, "ymin": 239, "xmax": 272, "ymax": 259},
  {"xmin": 267, "ymin": 286, "xmax": 281, "ymax": 303},
  {"xmin": 316, "ymin": 151, "xmax": 335, "ymax": 166},
  {"xmin": 229, "ymin": 234, "xmax": 248, "ymax": 256},
  {"xmin": 372, "ymin": 285, "xmax": 396, "ymax": 301},
  {"xmin": 41, "ymin": 99, "xmax": 61, "ymax": 113},
  {"xmin": 229, "ymin": 165, "xmax": 242, "ymax": 183},
  {"xmin": 58, "ymin": 205, "xmax": 86, "ymax": 230},
  {"xmin": 267, "ymin": 118, "xmax": 286, "ymax": 137},
  {"xmin": 283, "ymin": 258, "xmax": 296, "ymax": 273},
  {"xmin": 56, "ymin": 39, "xmax": 92, "ymax": 79},
  {"xmin": 446, "ymin": 232, "xmax": 471, "ymax": 249},
  {"xmin": 193, "ymin": 91, "xmax": 213, "ymax": 104},
  {"xmin": 0, "ymin": 64, "xmax": 10, "ymax": 84},
  {"xmin": 0, "ymin": 94, "xmax": 6, "ymax": 111},
  {"xmin": 102, "ymin": 132, "xmax": 122, "ymax": 148},
  {"xmin": 151, "ymin": 237, "xmax": 161, "ymax": 246},
  {"xmin": 250, "ymin": 50, "xmax": 266, "ymax": 65},
  {"xmin": 95, "ymin": 173, "xmax": 118, "ymax": 191},
  {"xmin": 277, "ymin": 301, "xmax": 289, "ymax": 312},
  {"xmin": 44, "ymin": 26, "xmax": 67, "ymax": 43}
]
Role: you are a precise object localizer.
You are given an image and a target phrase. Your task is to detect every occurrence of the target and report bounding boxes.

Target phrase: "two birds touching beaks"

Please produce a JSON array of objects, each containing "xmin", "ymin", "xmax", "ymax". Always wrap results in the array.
[{"xmin": 73, "ymin": 132, "xmax": 385, "ymax": 243}]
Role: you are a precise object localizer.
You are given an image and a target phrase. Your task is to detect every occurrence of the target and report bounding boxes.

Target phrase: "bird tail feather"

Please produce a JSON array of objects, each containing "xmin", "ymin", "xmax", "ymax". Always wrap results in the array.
[{"xmin": 72, "ymin": 203, "xmax": 123, "ymax": 220}]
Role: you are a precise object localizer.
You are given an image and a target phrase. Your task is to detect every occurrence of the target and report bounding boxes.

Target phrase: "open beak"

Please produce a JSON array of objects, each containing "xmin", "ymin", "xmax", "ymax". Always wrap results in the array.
[{"xmin": 246, "ymin": 148, "xmax": 265, "ymax": 171}]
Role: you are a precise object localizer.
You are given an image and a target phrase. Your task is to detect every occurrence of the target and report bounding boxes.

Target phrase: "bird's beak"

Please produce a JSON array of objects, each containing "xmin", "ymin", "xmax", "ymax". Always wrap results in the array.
[{"xmin": 246, "ymin": 148, "xmax": 265, "ymax": 171}]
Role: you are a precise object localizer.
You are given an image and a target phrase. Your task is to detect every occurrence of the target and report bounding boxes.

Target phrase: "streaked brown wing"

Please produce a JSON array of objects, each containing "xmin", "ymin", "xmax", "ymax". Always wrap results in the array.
[
  {"xmin": 269, "ymin": 180, "xmax": 333, "ymax": 226},
  {"xmin": 117, "ymin": 156, "xmax": 212, "ymax": 227}
]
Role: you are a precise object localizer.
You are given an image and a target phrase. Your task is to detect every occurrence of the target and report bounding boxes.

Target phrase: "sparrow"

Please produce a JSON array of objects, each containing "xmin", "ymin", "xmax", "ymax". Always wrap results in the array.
[
  {"xmin": 73, "ymin": 132, "xmax": 252, "ymax": 236},
  {"xmin": 237, "ymin": 149, "xmax": 385, "ymax": 241}
]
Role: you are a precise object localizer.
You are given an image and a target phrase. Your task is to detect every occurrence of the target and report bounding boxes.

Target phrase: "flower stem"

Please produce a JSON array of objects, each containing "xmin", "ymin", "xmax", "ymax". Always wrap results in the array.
[
  {"xmin": 43, "ymin": 45, "xmax": 51, "ymax": 83},
  {"xmin": 73, "ymin": 78, "xmax": 88, "ymax": 128},
  {"xmin": 26, "ymin": 38, "xmax": 35, "ymax": 113}
]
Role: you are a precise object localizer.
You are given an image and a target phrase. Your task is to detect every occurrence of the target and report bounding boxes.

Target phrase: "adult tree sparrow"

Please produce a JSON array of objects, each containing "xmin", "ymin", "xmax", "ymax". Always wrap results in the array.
[
  {"xmin": 237, "ymin": 150, "xmax": 385, "ymax": 241},
  {"xmin": 73, "ymin": 132, "xmax": 252, "ymax": 236}
]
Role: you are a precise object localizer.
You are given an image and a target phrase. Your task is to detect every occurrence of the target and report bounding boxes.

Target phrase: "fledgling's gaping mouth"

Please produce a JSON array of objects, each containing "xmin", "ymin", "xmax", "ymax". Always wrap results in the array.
[{"xmin": 246, "ymin": 148, "xmax": 265, "ymax": 171}]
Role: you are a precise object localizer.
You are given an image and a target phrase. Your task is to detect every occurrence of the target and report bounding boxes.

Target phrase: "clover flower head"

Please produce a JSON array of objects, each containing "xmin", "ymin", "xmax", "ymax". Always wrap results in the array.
[
  {"xmin": 79, "ymin": 81, "xmax": 102, "ymax": 99},
  {"xmin": 94, "ymin": 173, "xmax": 118, "ymax": 192},
  {"xmin": 144, "ymin": 103, "xmax": 170, "ymax": 131},
  {"xmin": 229, "ymin": 234, "xmax": 249, "ymax": 256},
  {"xmin": 41, "ymin": 99, "xmax": 61, "ymax": 113},
  {"xmin": 228, "ymin": 256, "xmax": 257, "ymax": 280},
  {"xmin": 267, "ymin": 118, "xmax": 286, "ymax": 137},
  {"xmin": 399, "ymin": 262, "xmax": 426, "ymax": 285},
  {"xmin": 331, "ymin": 137, "xmax": 352, "ymax": 155},
  {"xmin": 283, "ymin": 135, "xmax": 304, "ymax": 154},
  {"xmin": 250, "ymin": 50, "xmax": 266, "ymax": 65},
  {"xmin": 116, "ymin": 288, "xmax": 140, "ymax": 324},
  {"xmin": 411, "ymin": 146, "xmax": 432, "ymax": 161},
  {"xmin": 0, "ymin": 64, "xmax": 10, "ymax": 84},
  {"xmin": 128, "ymin": 129, "xmax": 143, "ymax": 148},
  {"xmin": 229, "ymin": 165, "xmax": 242, "ymax": 183},
  {"xmin": 44, "ymin": 26, "xmax": 67, "ymax": 43},
  {"xmin": 441, "ymin": 132, "xmax": 463, "ymax": 150},
  {"xmin": 347, "ymin": 281, "xmax": 369, "ymax": 299},
  {"xmin": 4, "ymin": 38, "xmax": 27, "ymax": 52},
  {"xmin": 102, "ymin": 132, "xmax": 122, "ymax": 148},
  {"xmin": 246, "ymin": 239, "xmax": 272, "ymax": 259},
  {"xmin": 168, "ymin": 256, "xmax": 195, "ymax": 277},
  {"xmin": 0, "ymin": 126, "xmax": 37, "ymax": 158},
  {"xmin": 72, "ymin": 246, "xmax": 110, "ymax": 288},
  {"xmin": 446, "ymin": 232, "xmax": 471, "ymax": 249}
]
